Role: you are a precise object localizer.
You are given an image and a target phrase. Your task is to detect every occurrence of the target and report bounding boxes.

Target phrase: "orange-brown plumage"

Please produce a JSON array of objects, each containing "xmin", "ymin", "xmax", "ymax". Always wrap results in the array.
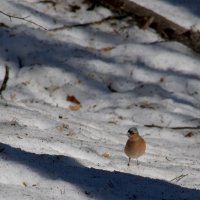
[{"xmin": 124, "ymin": 127, "xmax": 146, "ymax": 166}]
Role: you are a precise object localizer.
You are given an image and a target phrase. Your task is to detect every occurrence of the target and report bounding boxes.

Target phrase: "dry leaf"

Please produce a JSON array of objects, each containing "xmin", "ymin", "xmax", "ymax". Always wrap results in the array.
[
  {"xmin": 67, "ymin": 95, "xmax": 81, "ymax": 105},
  {"xmin": 102, "ymin": 152, "xmax": 110, "ymax": 158},
  {"xmin": 140, "ymin": 102, "xmax": 155, "ymax": 109},
  {"xmin": 69, "ymin": 104, "xmax": 81, "ymax": 111},
  {"xmin": 160, "ymin": 77, "xmax": 165, "ymax": 83},
  {"xmin": 23, "ymin": 182, "xmax": 27, "ymax": 187},
  {"xmin": 98, "ymin": 46, "xmax": 114, "ymax": 52},
  {"xmin": 66, "ymin": 130, "xmax": 76, "ymax": 136},
  {"xmin": 185, "ymin": 132, "xmax": 193, "ymax": 138}
]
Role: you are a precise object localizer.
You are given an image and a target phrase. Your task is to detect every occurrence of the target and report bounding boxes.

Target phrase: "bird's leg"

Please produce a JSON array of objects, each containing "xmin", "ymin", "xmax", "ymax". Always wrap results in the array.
[
  {"xmin": 136, "ymin": 159, "xmax": 139, "ymax": 165},
  {"xmin": 128, "ymin": 157, "xmax": 131, "ymax": 166}
]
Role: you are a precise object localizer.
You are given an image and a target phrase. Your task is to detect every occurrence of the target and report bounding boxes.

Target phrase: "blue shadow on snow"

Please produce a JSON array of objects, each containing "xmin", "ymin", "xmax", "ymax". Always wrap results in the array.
[{"xmin": 0, "ymin": 142, "xmax": 199, "ymax": 200}]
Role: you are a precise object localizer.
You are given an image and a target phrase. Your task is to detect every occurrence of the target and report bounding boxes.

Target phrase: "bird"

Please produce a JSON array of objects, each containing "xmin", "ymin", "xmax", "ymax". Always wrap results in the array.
[{"xmin": 124, "ymin": 127, "xmax": 146, "ymax": 166}]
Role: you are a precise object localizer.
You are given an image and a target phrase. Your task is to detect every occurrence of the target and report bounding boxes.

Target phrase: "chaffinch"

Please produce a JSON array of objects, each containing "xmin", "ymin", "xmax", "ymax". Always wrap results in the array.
[{"xmin": 124, "ymin": 127, "xmax": 146, "ymax": 166}]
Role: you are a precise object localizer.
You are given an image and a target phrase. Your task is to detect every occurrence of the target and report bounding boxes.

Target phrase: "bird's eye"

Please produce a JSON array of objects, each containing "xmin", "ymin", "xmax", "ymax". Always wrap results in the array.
[{"xmin": 128, "ymin": 131, "xmax": 135, "ymax": 135}]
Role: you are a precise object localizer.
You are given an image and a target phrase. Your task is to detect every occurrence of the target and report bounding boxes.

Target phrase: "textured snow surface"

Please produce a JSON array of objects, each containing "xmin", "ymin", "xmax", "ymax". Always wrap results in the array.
[{"xmin": 0, "ymin": 0, "xmax": 200, "ymax": 199}]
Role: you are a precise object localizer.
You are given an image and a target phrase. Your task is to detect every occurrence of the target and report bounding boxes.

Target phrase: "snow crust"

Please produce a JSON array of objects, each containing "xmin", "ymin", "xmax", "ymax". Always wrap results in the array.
[{"xmin": 0, "ymin": 0, "xmax": 200, "ymax": 199}]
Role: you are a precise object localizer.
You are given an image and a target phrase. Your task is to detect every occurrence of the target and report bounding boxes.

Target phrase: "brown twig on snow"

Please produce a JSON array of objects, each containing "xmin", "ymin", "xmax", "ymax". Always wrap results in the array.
[
  {"xmin": 0, "ymin": 65, "xmax": 9, "ymax": 96},
  {"xmin": 170, "ymin": 174, "xmax": 188, "ymax": 182},
  {"xmin": 144, "ymin": 124, "xmax": 200, "ymax": 130},
  {"xmin": 38, "ymin": 0, "xmax": 56, "ymax": 7},
  {"xmin": 49, "ymin": 15, "xmax": 127, "ymax": 31},
  {"xmin": 0, "ymin": 10, "xmax": 47, "ymax": 30}
]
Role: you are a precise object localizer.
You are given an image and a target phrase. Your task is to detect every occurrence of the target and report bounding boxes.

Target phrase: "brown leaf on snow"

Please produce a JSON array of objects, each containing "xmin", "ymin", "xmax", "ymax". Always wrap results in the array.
[
  {"xmin": 22, "ymin": 182, "xmax": 27, "ymax": 187},
  {"xmin": 185, "ymin": 132, "xmax": 194, "ymax": 138},
  {"xmin": 67, "ymin": 95, "xmax": 81, "ymax": 111},
  {"xmin": 67, "ymin": 95, "xmax": 81, "ymax": 105},
  {"xmin": 69, "ymin": 104, "xmax": 81, "ymax": 111},
  {"xmin": 98, "ymin": 46, "xmax": 114, "ymax": 52},
  {"xmin": 102, "ymin": 152, "xmax": 110, "ymax": 158},
  {"xmin": 66, "ymin": 130, "xmax": 77, "ymax": 136},
  {"xmin": 160, "ymin": 77, "xmax": 165, "ymax": 83},
  {"xmin": 139, "ymin": 102, "xmax": 156, "ymax": 110}
]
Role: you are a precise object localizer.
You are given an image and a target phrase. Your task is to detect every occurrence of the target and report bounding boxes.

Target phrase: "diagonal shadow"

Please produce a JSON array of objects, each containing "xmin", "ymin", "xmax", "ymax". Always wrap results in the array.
[
  {"xmin": 131, "ymin": 82, "xmax": 199, "ymax": 108},
  {"xmin": 0, "ymin": 26, "xmax": 114, "ymax": 93},
  {"xmin": 1, "ymin": 24, "xmax": 200, "ymax": 111},
  {"xmin": 7, "ymin": 1, "xmax": 75, "ymax": 25},
  {"xmin": 1, "ymin": 3, "xmax": 200, "ymax": 112},
  {"xmin": 0, "ymin": 142, "xmax": 199, "ymax": 200}
]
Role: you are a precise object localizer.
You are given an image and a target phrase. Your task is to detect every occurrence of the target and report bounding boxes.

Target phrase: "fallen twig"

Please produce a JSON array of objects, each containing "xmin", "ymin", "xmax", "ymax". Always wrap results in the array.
[
  {"xmin": 0, "ymin": 10, "xmax": 47, "ymax": 30},
  {"xmin": 0, "ymin": 65, "xmax": 9, "ymax": 96},
  {"xmin": 49, "ymin": 15, "xmax": 127, "ymax": 31},
  {"xmin": 38, "ymin": 0, "xmax": 56, "ymax": 7},
  {"xmin": 165, "ymin": 156, "xmax": 171, "ymax": 161},
  {"xmin": 170, "ymin": 174, "xmax": 188, "ymax": 182},
  {"xmin": 144, "ymin": 124, "xmax": 200, "ymax": 130}
]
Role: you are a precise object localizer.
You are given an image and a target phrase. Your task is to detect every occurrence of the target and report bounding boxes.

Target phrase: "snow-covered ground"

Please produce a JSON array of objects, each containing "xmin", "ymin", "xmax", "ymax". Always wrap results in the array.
[{"xmin": 0, "ymin": 0, "xmax": 200, "ymax": 199}]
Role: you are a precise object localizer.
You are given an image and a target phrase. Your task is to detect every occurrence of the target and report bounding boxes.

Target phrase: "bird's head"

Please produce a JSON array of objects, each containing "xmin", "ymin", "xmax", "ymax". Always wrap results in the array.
[{"xmin": 127, "ymin": 127, "xmax": 139, "ymax": 138}]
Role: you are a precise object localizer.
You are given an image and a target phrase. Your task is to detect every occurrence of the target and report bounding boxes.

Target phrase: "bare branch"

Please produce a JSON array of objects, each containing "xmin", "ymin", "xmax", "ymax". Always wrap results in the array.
[
  {"xmin": 96, "ymin": 0, "xmax": 200, "ymax": 54},
  {"xmin": 145, "ymin": 124, "xmax": 200, "ymax": 130},
  {"xmin": 170, "ymin": 174, "xmax": 188, "ymax": 182},
  {"xmin": 0, "ymin": 10, "xmax": 47, "ymax": 30}
]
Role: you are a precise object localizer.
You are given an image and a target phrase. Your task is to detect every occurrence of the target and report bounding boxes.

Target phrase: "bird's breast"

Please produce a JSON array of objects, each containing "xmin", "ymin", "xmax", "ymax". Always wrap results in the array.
[{"xmin": 124, "ymin": 138, "xmax": 146, "ymax": 158}]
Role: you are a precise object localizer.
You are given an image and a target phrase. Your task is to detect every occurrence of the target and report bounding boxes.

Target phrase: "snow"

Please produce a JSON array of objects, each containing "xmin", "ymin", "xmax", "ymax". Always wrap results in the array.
[{"xmin": 0, "ymin": 0, "xmax": 200, "ymax": 199}]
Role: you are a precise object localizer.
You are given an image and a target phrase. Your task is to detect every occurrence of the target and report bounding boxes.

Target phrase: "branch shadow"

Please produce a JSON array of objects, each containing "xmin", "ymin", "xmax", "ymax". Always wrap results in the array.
[
  {"xmin": 7, "ymin": 1, "xmax": 77, "ymax": 25},
  {"xmin": 0, "ymin": 3, "xmax": 199, "ymax": 199},
  {"xmin": 0, "ymin": 26, "xmax": 114, "ymax": 93},
  {"xmin": 132, "ymin": 59, "xmax": 200, "ymax": 109},
  {"xmin": 1, "ymin": 24, "xmax": 200, "ymax": 112},
  {"xmin": 0, "ymin": 142, "xmax": 199, "ymax": 200}
]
